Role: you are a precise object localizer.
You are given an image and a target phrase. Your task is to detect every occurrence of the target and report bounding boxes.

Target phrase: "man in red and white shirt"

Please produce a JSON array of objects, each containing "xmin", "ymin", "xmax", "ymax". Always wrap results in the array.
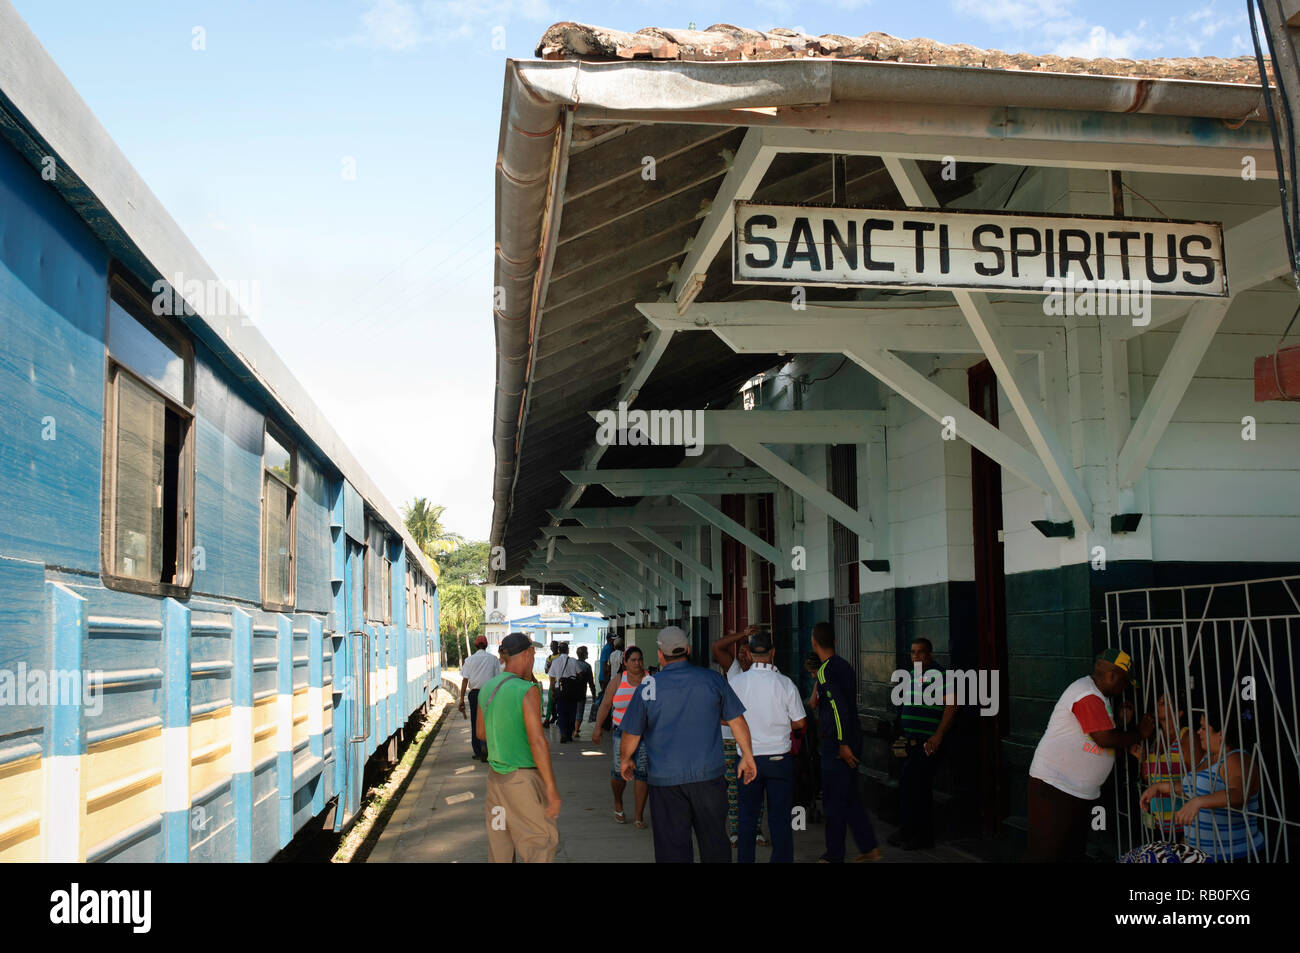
[{"xmin": 1026, "ymin": 648, "xmax": 1154, "ymax": 862}]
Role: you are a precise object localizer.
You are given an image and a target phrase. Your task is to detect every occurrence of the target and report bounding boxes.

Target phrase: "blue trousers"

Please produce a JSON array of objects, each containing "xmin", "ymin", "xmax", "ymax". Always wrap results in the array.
[
  {"xmin": 820, "ymin": 753, "xmax": 877, "ymax": 861},
  {"xmin": 468, "ymin": 689, "xmax": 485, "ymax": 758},
  {"xmin": 738, "ymin": 754, "xmax": 794, "ymax": 863}
]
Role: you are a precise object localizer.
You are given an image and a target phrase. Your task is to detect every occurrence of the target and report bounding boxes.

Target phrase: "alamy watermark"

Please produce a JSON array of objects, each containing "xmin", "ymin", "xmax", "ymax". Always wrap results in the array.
[
  {"xmin": 0, "ymin": 664, "xmax": 104, "ymax": 717},
  {"xmin": 594, "ymin": 401, "xmax": 705, "ymax": 457},
  {"xmin": 889, "ymin": 662, "xmax": 1000, "ymax": 717},
  {"xmin": 152, "ymin": 272, "xmax": 260, "ymax": 322},
  {"xmin": 1042, "ymin": 273, "xmax": 1152, "ymax": 326}
]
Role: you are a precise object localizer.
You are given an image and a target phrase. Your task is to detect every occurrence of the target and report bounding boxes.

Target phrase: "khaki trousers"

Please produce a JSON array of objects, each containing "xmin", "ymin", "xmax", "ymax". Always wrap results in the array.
[{"xmin": 485, "ymin": 767, "xmax": 558, "ymax": 863}]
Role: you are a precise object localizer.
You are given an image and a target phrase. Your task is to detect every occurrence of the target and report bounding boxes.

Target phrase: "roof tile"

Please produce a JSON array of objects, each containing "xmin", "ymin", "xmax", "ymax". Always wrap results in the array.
[{"xmin": 534, "ymin": 22, "xmax": 1270, "ymax": 84}]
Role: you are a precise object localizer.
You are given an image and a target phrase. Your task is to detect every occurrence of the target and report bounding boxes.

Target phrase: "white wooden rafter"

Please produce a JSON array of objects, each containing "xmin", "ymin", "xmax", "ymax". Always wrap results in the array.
[
  {"xmin": 672, "ymin": 493, "xmax": 785, "ymax": 569},
  {"xmin": 884, "ymin": 155, "xmax": 1093, "ymax": 530},
  {"xmin": 670, "ymin": 127, "xmax": 778, "ymax": 308}
]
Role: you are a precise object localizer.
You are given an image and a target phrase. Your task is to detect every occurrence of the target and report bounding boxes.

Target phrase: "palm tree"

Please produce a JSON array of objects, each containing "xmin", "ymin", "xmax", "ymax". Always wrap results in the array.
[
  {"xmin": 402, "ymin": 498, "xmax": 462, "ymax": 559},
  {"xmin": 439, "ymin": 583, "xmax": 485, "ymax": 667}
]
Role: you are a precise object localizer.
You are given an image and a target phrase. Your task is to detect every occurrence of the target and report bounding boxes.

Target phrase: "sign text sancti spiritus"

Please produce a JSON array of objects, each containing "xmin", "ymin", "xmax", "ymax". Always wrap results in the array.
[{"xmin": 733, "ymin": 203, "xmax": 1227, "ymax": 297}]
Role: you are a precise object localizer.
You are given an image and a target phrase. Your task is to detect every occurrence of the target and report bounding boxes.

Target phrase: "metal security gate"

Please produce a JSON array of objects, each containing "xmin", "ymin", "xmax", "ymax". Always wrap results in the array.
[{"xmin": 1105, "ymin": 576, "xmax": 1300, "ymax": 862}]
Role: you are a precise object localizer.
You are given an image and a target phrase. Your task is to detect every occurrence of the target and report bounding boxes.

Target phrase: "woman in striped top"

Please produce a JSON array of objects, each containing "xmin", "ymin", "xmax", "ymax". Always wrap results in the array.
[
  {"xmin": 592, "ymin": 646, "xmax": 650, "ymax": 828},
  {"xmin": 1132, "ymin": 693, "xmax": 1194, "ymax": 839},
  {"xmin": 1141, "ymin": 702, "xmax": 1264, "ymax": 861}
]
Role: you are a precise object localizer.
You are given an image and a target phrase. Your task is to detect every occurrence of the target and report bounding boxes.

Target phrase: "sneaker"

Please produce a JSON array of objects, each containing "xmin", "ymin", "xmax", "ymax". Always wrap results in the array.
[{"xmin": 852, "ymin": 848, "xmax": 883, "ymax": 863}]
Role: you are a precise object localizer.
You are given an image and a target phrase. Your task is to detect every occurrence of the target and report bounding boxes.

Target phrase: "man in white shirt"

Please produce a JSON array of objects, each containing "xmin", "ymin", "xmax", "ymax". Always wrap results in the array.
[
  {"xmin": 546, "ymin": 643, "xmax": 582, "ymax": 743},
  {"xmin": 459, "ymin": 635, "xmax": 501, "ymax": 762},
  {"xmin": 727, "ymin": 629, "xmax": 807, "ymax": 863},
  {"xmin": 606, "ymin": 638, "xmax": 624, "ymax": 683}
]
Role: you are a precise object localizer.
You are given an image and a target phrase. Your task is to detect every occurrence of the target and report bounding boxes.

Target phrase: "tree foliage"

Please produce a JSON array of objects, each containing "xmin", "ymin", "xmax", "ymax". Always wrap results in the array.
[
  {"xmin": 439, "ymin": 583, "xmax": 485, "ymax": 669},
  {"xmin": 401, "ymin": 497, "xmax": 461, "ymax": 560},
  {"xmin": 436, "ymin": 540, "xmax": 490, "ymax": 587}
]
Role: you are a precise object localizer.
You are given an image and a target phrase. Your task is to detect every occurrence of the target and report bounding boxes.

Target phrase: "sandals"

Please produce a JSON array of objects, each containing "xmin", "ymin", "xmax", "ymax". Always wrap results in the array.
[
  {"xmin": 634, "ymin": 819, "xmax": 648, "ymax": 829},
  {"xmin": 614, "ymin": 810, "xmax": 627, "ymax": 824}
]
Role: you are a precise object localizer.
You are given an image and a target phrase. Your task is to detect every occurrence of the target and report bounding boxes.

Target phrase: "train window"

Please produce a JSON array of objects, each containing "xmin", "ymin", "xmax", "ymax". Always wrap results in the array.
[
  {"xmin": 102, "ymin": 276, "xmax": 194, "ymax": 597},
  {"xmin": 382, "ymin": 555, "xmax": 392, "ymax": 624},
  {"xmin": 364, "ymin": 517, "xmax": 391, "ymax": 623},
  {"xmin": 261, "ymin": 424, "xmax": 296, "ymax": 611}
]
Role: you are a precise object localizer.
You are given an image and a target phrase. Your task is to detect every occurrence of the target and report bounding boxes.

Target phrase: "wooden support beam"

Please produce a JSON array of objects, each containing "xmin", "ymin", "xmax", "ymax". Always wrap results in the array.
[
  {"xmin": 670, "ymin": 127, "xmax": 777, "ymax": 307},
  {"xmin": 544, "ymin": 545, "xmax": 646, "ymax": 598},
  {"xmin": 1109, "ymin": 207, "xmax": 1287, "ymax": 339},
  {"xmin": 524, "ymin": 565, "xmax": 619, "ymax": 610},
  {"xmin": 710, "ymin": 323, "xmax": 1056, "ymax": 495},
  {"xmin": 885, "ymin": 156, "xmax": 1093, "ymax": 530},
  {"xmin": 632, "ymin": 525, "xmax": 720, "ymax": 591},
  {"xmin": 528, "ymin": 559, "xmax": 634, "ymax": 608},
  {"xmin": 752, "ymin": 113, "xmax": 1277, "ymax": 179},
  {"xmin": 610, "ymin": 541, "xmax": 692, "ymax": 596},
  {"xmin": 1117, "ymin": 298, "xmax": 1233, "ymax": 488},
  {"xmin": 563, "ymin": 467, "xmax": 778, "ymax": 496},
  {"xmin": 548, "ymin": 506, "xmax": 705, "ymax": 527},
  {"xmin": 541, "ymin": 536, "xmax": 676, "ymax": 597},
  {"xmin": 540, "ymin": 526, "xmax": 650, "ymax": 541},
  {"xmin": 639, "ymin": 301, "xmax": 1064, "ymax": 354},
  {"xmin": 603, "ymin": 408, "xmax": 887, "ymax": 446},
  {"xmin": 673, "ymin": 493, "xmax": 785, "ymax": 569},
  {"xmin": 732, "ymin": 440, "xmax": 875, "ymax": 541}
]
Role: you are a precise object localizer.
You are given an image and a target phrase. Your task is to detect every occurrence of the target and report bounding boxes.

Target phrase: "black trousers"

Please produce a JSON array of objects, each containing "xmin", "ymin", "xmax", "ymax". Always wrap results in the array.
[
  {"xmin": 648, "ymin": 777, "xmax": 731, "ymax": 863},
  {"xmin": 1025, "ymin": 777, "xmax": 1093, "ymax": 862},
  {"xmin": 899, "ymin": 741, "xmax": 937, "ymax": 843},
  {"xmin": 555, "ymin": 696, "xmax": 577, "ymax": 741},
  {"xmin": 468, "ymin": 689, "xmax": 484, "ymax": 758},
  {"xmin": 820, "ymin": 753, "xmax": 877, "ymax": 861}
]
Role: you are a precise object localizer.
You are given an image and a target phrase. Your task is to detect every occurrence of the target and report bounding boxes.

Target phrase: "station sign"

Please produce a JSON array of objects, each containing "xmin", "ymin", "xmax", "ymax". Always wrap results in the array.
[{"xmin": 732, "ymin": 202, "xmax": 1227, "ymax": 297}]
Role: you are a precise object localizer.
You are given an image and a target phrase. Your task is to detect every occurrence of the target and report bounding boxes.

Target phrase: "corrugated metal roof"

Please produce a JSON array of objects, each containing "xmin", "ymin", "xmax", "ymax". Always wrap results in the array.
[{"xmin": 535, "ymin": 22, "xmax": 1271, "ymax": 84}]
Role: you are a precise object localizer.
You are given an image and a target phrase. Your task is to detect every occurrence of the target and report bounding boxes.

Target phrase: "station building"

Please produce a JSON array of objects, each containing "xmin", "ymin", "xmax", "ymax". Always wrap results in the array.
[{"xmin": 489, "ymin": 23, "xmax": 1300, "ymax": 857}]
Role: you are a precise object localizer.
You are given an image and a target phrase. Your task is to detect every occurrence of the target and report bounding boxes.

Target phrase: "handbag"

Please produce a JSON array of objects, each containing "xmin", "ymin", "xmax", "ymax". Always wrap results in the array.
[{"xmin": 557, "ymin": 657, "xmax": 585, "ymax": 702}]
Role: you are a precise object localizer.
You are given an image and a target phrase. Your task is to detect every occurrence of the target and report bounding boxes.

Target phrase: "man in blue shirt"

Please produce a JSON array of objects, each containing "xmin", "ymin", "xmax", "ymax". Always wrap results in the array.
[
  {"xmin": 812, "ymin": 621, "xmax": 881, "ymax": 863},
  {"xmin": 591, "ymin": 631, "xmax": 617, "ymax": 724},
  {"xmin": 619, "ymin": 626, "xmax": 757, "ymax": 862}
]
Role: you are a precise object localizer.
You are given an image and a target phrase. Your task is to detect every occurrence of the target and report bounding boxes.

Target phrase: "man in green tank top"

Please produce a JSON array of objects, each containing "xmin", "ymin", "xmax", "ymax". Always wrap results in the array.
[
  {"xmin": 891, "ymin": 638, "xmax": 956, "ymax": 851},
  {"xmin": 476, "ymin": 632, "xmax": 561, "ymax": 862}
]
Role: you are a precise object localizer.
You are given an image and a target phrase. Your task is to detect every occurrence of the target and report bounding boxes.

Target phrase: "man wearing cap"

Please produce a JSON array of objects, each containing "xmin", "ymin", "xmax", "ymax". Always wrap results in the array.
[
  {"xmin": 1026, "ymin": 648, "xmax": 1155, "ymax": 862},
  {"xmin": 617, "ymin": 626, "xmax": 757, "ymax": 863},
  {"xmin": 477, "ymin": 632, "xmax": 562, "ymax": 862},
  {"xmin": 459, "ymin": 634, "xmax": 501, "ymax": 762},
  {"xmin": 726, "ymin": 629, "xmax": 806, "ymax": 863}
]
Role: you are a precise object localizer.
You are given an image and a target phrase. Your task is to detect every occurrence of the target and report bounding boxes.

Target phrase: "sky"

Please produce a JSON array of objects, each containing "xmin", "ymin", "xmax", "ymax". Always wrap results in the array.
[{"xmin": 11, "ymin": 0, "xmax": 1260, "ymax": 540}]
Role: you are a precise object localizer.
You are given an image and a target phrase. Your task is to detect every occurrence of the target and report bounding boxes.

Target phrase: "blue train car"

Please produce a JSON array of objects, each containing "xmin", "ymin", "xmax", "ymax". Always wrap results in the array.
[{"xmin": 0, "ymin": 5, "xmax": 439, "ymax": 862}]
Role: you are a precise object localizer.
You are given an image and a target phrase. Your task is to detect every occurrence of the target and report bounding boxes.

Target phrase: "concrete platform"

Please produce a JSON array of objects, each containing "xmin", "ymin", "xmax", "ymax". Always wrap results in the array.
[{"xmin": 369, "ymin": 698, "xmax": 982, "ymax": 863}]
